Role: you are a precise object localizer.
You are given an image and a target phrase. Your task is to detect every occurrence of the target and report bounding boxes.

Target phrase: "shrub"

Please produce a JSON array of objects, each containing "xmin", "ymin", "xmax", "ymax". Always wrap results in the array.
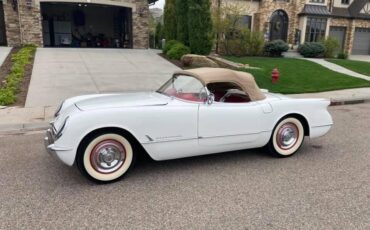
[
  {"xmin": 298, "ymin": 42, "xmax": 326, "ymax": 58},
  {"xmin": 337, "ymin": 52, "xmax": 348, "ymax": 59},
  {"xmin": 0, "ymin": 88, "xmax": 16, "ymax": 105},
  {"xmin": 322, "ymin": 37, "xmax": 340, "ymax": 58},
  {"xmin": 163, "ymin": 40, "xmax": 181, "ymax": 54},
  {"xmin": 264, "ymin": 40, "xmax": 289, "ymax": 57},
  {"xmin": 248, "ymin": 31, "xmax": 265, "ymax": 56},
  {"xmin": 167, "ymin": 43, "xmax": 191, "ymax": 60},
  {"xmin": 222, "ymin": 29, "xmax": 264, "ymax": 56}
]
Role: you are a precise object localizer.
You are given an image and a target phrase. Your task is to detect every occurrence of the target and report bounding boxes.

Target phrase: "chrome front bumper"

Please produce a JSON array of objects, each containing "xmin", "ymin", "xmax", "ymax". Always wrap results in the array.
[{"xmin": 44, "ymin": 128, "xmax": 56, "ymax": 155}]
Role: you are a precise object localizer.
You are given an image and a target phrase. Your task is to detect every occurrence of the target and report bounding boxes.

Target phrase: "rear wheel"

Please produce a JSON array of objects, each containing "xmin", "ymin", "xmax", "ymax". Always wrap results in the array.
[
  {"xmin": 77, "ymin": 132, "xmax": 135, "ymax": 183},
  {"xmin": 268, "ymin": 117, "xmax": 305, "ymax": 157}
]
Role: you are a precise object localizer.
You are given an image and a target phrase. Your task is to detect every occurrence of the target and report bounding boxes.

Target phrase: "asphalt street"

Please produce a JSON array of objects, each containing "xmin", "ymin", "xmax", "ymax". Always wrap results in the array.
[{"xmin": 0, "ymin": 104, "xmax": 369, "ymax": 229}]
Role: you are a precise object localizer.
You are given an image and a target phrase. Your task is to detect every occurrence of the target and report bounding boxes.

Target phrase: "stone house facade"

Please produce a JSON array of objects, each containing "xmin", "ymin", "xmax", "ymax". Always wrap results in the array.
[
  {"xmin": 0, "ymin": 0, "xmax": 156, "ymax": 49},
  {"xmin": 212, "ymin": 0, "xmax": 370, "ymax": 55}
]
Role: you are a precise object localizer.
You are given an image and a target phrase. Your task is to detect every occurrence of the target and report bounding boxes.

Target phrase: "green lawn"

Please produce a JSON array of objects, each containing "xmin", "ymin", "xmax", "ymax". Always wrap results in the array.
[
  {"xmin": 224, "ymin": 56, "xmax": 370, "ymax": 94},
  {"xmin": 326, "ymin": 59, "xmax": 370, "ymax": 77}
]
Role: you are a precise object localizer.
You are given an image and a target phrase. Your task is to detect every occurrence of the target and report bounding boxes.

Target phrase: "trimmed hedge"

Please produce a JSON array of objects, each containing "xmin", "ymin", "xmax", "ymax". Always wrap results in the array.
[
  {"xmin": 298, "ymin": 42, "xmax": 326, "ymax": 58},
  {"xmin": 264, "ymin": 40, "xmax": 289, "ymax": 57},
  {"xmin": 0, "ymin": 45, "xmax": 36, "ymax": 106},
  {"xmin": 167, "ymin": 43, "xmax": 191, "ymax": 60}
]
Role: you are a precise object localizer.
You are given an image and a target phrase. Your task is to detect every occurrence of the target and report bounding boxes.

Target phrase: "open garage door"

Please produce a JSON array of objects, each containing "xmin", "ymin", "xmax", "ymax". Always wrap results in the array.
[
  {"xmin": 0, "ymin": 2, "xmax": 7, "ymax": 46},
  {"xmin": 40, "ymin": 3, "xmax": 132, "ymax": 48},
  {"xmin": 352, "ymin": 28, "xmax": 370, "ymax": 55}
]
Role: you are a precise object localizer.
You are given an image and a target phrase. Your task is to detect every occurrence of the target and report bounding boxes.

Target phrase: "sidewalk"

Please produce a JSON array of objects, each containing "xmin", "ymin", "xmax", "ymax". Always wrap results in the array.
[
  {"xmin": 1, "ymin": 88, "xmax": 370, "ymax": 133},
  {"xmin": 0, "ymin": 47, "xmax": 12, "ymax": 66},
  {"xmin": 303, "ymin": 58, "xmax": 370, "ymax": 81}
]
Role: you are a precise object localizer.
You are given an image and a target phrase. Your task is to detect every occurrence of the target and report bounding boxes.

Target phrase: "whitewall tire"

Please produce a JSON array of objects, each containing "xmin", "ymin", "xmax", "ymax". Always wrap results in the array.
[
  {"xmin": 268, "ymin": 117, "xmax": 305, "ymax": 157},
  {"xmin": 77, "ymin": 133, "xmax": 134, "ymax": 182}
]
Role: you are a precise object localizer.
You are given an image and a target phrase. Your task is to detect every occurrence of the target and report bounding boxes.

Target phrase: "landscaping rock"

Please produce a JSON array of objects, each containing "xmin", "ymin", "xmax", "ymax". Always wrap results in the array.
[
  {"xmin": 207, "ymin": 55, "xmax": 246, "ymax": 70},
  {"xmin": 181, "ymin": 54, "xmax": 219, "ymax": 68}
]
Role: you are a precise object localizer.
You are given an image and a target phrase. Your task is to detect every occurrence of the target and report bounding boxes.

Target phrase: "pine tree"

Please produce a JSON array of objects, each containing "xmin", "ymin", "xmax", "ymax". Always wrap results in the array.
[
  {"xmin": 175, "ymin": 0, "xmax": 189, "ymax": 45},
  {"xmin": 188, "ymin": 0, "xmax": 214, "ymax": 55},
  {"xmin": 163, "ymin": 0, "xmax": 177, "ymax": 40}
]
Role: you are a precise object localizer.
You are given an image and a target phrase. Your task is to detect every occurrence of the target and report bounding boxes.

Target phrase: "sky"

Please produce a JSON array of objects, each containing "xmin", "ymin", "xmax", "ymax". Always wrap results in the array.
[{"xmin": 150, "ymin": 0, "xmax": 165, "ymax": 9}]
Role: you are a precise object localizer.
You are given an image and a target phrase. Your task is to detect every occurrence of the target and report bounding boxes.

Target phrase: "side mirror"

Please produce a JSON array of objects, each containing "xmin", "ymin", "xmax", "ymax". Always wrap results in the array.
[{"xmin": 206, "ymin": 93, "xmax": 215, "ymax": 105}]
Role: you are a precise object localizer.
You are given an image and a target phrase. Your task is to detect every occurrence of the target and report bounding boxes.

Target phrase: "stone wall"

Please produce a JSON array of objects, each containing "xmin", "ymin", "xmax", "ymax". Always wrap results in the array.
[
  {"xmin": 18, "ymin": 0, "xmax": 43, "ymax": 46},
  {"xmin": 132, "ymin": 0, "xmax": 149, "ymax": 49},
  {"xmin": 3, "ymin": 2, "xmax": 21, "ymax": 46}
]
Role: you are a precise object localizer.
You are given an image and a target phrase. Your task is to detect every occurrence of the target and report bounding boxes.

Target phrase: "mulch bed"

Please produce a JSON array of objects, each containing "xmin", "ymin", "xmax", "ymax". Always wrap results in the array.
[
  {"xmin": 158, "ymin": 53, "xmax": 184, "ymax": 69},
  {"xmin": 0, "ymin": 48, "xmax": 18, "ymax": 88},
  {"xmin": 0, "ymin": 47, "xmax": 35, "ymax": 107}
]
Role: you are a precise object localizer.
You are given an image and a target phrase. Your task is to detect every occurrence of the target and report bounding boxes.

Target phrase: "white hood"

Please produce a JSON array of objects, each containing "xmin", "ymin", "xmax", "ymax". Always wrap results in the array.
[{"xmin": 74, "ymin": 92, "xmax": 169, "ymax": 111}]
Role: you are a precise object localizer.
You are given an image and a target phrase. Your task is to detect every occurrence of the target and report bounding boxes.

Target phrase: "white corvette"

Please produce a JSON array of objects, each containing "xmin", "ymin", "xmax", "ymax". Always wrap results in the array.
[{"xmin": 45, "ymin": 68, "xmax": 333, "ymax": 182}]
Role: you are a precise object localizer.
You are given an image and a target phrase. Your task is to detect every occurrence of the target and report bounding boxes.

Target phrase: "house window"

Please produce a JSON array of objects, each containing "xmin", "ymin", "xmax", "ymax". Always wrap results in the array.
[
  {"xmin": 305, "ymin": 17, "xmax": 327, "ymax": 42},
  {"xmin": 310, "ymin": 0, "xmax": 325, "ymax": 3},
  {"xmin": 239, "ymin": 15, "xmax": 252, "ymax": 30},
  {"xmin": 341, "ymin": 0, "xmax": 350, "ymax": 4}
]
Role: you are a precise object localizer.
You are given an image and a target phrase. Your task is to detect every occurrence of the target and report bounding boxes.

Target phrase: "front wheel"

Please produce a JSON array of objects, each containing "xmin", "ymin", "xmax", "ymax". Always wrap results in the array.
[
  {"xmin": 268, "ymin": 117, "xmax": 305, "ymax": 157},
  {"xmin": 76, "ymin": 133, "xmax": 135, "ymax": 183}
]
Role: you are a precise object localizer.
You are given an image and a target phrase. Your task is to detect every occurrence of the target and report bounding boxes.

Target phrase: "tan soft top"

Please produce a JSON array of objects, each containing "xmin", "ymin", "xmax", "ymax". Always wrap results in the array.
[{"xmin": 174, "ymin": 68, "xmax": 266, "ymax": 101}]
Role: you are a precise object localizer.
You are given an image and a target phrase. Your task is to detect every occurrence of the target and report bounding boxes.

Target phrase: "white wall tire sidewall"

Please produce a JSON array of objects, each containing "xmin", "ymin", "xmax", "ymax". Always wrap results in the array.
[
  {"xmin": 83, "ymin": 134, "xmax": 133, "ymax": 182},
  {"xmin": 272, "ymin": 118, "xmax": 304, "ymax": 156}
]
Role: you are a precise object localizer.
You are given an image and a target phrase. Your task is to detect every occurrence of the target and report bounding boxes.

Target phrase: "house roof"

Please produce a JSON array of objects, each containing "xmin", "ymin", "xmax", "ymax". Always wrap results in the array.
[
  {"xmin": 332, "ymin": 7, "xmax": 352, "ymax": 18},
  {"xmin": 332, "ymin": 0, "xmax": 370, "ymax": 19},
  {"xmin": 174, "ymin": 68, "xmax": 266, "ymax": 101},
  {"xmin": 299, "ymin": 5, "xmax": 331, "ymax": 16},
  {"xmin": 148, "ymin": 0, "xmax": 158, "ymax": 4}
]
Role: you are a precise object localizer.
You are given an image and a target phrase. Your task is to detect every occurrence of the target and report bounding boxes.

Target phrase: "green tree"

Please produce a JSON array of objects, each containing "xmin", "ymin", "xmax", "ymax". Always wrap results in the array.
[
  {"xmin": 155, "ymin": 22, "xmax": 164, "ymax": 48},
  {"xmin": 163, "ymin": 0, "xmax": 177, "ymax": 40},
  {"xmin": 175, "ymin": 0, "xmax": 189, "ymax": 45},
  {"xmin": 188, "ymin": 0, "xmax": 213, "ymax": 55}
]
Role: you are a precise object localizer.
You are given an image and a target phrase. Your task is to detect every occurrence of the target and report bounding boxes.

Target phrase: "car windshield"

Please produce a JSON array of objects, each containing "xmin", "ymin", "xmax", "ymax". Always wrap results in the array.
[{"xmin": 157, "ymin": 75, "xmax": 206, "ymax": 102}]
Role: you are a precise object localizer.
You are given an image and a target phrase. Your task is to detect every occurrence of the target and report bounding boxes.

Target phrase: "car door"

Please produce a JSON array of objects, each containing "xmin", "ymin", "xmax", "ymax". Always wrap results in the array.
[{"xmin": 198, "ymin": 101, "xmax": 264, "ymax": 146}]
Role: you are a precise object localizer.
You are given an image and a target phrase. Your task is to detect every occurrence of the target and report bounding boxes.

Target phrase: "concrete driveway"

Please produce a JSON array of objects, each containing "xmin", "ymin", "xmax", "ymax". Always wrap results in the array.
[
  {"xmin": 25, "ymin": 48, "xmax": 180, "ymax": 107},
  {"xmin": 349, "ymin": 55, "xmax": 370, "ymax": 62},
  {"xmin": 0, "ymin": 47, "xmax": 12, "ymax": 66}
]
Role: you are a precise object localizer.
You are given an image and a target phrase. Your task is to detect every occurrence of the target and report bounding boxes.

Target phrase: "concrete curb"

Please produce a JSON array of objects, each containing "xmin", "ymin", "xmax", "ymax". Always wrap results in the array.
[
  {"xmin": 330, "ymin": 98, "xmax": 370, "ymax": 106},
  {"xmin": 0, "ymin": 97, "xmax": 369, "ymax": 134},
  {"xmin": 0, "ymin": 122, "xmax": 49, "ymax": 135}
]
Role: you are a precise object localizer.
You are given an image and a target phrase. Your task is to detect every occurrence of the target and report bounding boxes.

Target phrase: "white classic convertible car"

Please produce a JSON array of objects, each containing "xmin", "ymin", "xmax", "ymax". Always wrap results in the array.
[{"xmin": 45, "ymin": 68, "xmax": 333, "ymax": 182}]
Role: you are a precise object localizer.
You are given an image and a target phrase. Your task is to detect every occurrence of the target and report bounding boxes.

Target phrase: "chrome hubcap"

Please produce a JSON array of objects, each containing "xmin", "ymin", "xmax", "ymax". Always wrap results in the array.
[
  {"xmin": 90, "ymin": 140, "xmax": 126, "ymax": 174},
  {"xmin": 277, "ymin": 123, "xmax": 299, "ymax": 150}
]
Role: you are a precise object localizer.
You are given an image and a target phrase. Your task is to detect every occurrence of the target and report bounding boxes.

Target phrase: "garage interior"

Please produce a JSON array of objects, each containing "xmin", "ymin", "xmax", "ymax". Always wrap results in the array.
[
  {"xmin": 40, "ymin": 3, "xmax": 132, "ymax": 48},
  {"xmin": 0, "ymin": 2, "xmax": 6, "ymax": 46}
]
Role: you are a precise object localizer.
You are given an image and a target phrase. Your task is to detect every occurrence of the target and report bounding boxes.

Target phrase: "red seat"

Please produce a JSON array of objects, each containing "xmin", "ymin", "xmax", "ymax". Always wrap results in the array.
[{"xmin": 178, "ymin": 93, "xmax": 203, "ymax": 102}]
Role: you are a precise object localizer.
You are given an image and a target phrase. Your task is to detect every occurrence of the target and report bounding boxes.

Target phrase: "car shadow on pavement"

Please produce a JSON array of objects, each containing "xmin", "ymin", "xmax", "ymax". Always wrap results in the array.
[{"xmin": 50, "ymin": 140, "xmax": 315, "ymax": 186}]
